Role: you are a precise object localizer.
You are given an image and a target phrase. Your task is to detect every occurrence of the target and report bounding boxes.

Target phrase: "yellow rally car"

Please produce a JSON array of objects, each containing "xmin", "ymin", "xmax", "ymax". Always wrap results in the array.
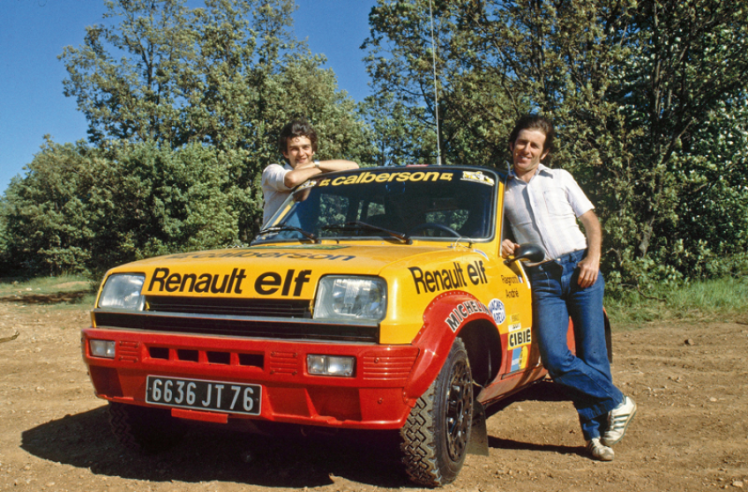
[{"xmin": 82, "ymin": 165, "xmax": 587, "ymax": 486}]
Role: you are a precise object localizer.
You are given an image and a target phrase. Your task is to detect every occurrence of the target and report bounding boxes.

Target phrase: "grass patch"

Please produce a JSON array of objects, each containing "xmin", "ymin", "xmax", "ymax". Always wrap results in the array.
[
  {"xmin": 606, "ymin": 275, "xmax": 748, "ymax": 326},
  {"xmin": 0, "ymin": 275, "xmax": 97, "ymax": 307}
]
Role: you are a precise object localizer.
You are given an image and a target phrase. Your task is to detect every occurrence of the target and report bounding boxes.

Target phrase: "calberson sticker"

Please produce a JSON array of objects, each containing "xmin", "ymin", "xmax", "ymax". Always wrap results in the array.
[
  {"xmin": 251, "ymin": 245, "xmax": 349, "ymax": 250},
  {"xmin": 166, "ymin": 250, "xmax": 354, "ymax": 261},
  {"xmin": 444, "ymin": 300, "xmax": 492, "ymax": 332},
  {"xmin": 317, "ymin": 171, "xmax": 453, "ymax": 187},
  {"xmin": 488, "ymin": 298, "xmax": 506, "ymax": 325},
  {"xmin": 147, "ymin": 267, "xmax": 312, "ymax": 297}
]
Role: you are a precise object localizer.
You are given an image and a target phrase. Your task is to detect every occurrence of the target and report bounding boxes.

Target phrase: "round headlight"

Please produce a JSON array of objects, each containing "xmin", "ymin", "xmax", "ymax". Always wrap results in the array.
[
  {"xmin": 98, "ymin": 274, "xmax": 145, "ymax": 311},
  {"xmin": 314, "ymin": 276, "xmax": 387, "ymax": 322}
]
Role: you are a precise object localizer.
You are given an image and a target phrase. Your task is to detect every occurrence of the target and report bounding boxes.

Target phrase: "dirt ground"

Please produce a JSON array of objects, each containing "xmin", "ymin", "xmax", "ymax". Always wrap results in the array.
[{"xmin": 1, "ymin": 297, "xmax": 747, "ymax": 492}]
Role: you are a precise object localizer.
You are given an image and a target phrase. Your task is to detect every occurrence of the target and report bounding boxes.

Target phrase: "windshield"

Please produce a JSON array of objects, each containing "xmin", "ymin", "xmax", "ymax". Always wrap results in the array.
[{"xmin": 255, "ymin": 167, "xmax": 500, "ymax": 244}]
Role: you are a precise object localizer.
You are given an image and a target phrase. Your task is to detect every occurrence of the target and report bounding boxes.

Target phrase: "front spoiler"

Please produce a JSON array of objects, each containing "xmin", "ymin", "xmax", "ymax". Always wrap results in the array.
[{"xmin": 82, "ymin": 328, "xmax": 420, "ymax": 430}]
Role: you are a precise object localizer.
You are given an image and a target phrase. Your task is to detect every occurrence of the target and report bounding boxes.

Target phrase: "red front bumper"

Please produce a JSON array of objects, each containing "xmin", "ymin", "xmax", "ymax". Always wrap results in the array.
[{"xmin": 82, "ymin": 328, "xmax": 420, "ymax": 430}]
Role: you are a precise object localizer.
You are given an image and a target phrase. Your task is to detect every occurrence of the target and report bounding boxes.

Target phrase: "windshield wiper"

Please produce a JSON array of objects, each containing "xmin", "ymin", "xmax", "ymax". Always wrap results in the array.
[
  {"xmin": 321, "ymin": 221, "xmax": 412, "ymax": 244},
  {"xmin": 257, "ymin": 225, "xmax": 319, "ymax": 243}
]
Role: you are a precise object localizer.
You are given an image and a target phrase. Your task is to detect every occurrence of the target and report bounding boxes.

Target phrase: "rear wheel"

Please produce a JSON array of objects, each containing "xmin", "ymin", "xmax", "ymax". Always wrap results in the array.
[
  {"xmin": 108, "ymin": 402, "xmax": 184, "ymax": 454},
  {"xmin": 400, "ymin": 338, "xmax": 473, "ymax": 487}
]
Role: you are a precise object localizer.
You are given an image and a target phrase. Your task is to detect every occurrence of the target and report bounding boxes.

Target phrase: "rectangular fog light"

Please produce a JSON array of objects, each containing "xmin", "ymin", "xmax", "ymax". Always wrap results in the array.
[
  {"xmin": 307, "ymin": 355, "xmax": 355, "ymax": 377},
  {"xmin": 90, "ymin": 339, "xmax": 116, "ymax": 359}
]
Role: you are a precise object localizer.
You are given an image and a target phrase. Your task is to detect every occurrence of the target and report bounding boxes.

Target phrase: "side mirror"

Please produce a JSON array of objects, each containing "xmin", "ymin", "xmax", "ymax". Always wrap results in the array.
[{"xmin": 505, "ymin": 243, "xmax": 545, "ymax": 265}]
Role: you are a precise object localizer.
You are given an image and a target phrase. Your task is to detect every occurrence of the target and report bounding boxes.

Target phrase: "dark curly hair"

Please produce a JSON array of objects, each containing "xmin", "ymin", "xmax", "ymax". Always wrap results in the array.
[
  {"xmin": 278, "ymin": 119, "xmax": 318, "ymax": 154},
  {"xmin": 508, "ymin": 114, "xmax": 555, "ymax": 154}
]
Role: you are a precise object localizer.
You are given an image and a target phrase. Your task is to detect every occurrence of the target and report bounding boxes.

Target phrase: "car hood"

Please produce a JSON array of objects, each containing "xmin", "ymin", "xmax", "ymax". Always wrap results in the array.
[{"xmin": 105, "ymin": 243, "xmax": 484, "ymax": 300}]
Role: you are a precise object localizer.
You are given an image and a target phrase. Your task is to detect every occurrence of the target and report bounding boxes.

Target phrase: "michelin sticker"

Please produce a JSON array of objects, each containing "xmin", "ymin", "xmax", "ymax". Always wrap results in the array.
[{"xmin": 488, "ymin": 298, "xmax": 506, "ymax": 325}]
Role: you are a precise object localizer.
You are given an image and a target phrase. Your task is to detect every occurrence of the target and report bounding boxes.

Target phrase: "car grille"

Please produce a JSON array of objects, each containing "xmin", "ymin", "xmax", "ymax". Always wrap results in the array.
[
  {"xmin": 146, "ymin": 296, "xmax": 312, "ymax": 318},
  {"xmin": 93, "ymin": 297, "xmax": 378, "ymax": 343}
]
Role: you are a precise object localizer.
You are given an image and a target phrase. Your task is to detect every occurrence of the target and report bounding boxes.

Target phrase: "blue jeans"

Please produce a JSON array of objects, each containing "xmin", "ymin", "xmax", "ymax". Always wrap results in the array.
[{"xmin": 528, "ymin": 249, "xmax": 624, "ymax": 440}]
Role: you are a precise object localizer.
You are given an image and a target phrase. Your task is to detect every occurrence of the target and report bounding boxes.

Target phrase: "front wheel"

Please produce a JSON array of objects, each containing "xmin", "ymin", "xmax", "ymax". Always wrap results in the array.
[{"xmin": 400, "ymin": 338, "xmax": 474, "ymax": 487}]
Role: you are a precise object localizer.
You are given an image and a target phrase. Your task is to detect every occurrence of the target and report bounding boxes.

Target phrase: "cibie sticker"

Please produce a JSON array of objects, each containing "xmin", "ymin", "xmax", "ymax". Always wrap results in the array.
[
  {"xmin": 461, "ymin": 170, "xmax": 495, "ymax": 186},
  {"xmin": 488, "ymin": 298, "xmax": 506, "ymax": 325}
]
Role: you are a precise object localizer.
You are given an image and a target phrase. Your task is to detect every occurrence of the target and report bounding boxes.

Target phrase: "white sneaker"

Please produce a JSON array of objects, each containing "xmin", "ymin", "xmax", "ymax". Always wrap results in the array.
[
  {"xmin": 587, "ymin": 438, "xmax": 615, "ymax": 461},
  {"xmin": 601, "ymin": 396, "xmax": 637, "ymax": 446}
]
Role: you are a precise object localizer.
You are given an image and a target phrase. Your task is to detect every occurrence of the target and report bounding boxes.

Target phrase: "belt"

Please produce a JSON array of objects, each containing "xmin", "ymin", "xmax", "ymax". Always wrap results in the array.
[{"xmin": 526, "ymin": 249, "xmax": 586, "ymax": 271}]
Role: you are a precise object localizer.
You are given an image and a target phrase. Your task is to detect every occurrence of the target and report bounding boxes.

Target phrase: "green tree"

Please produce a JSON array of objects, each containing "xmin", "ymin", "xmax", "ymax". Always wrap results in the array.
[
  {"xmin": 60, "ymin": 0, "xmax": 371, "ymax": 240},
  {"xmin": 2, "ymin": 138, "xmax": 96, "ymax": 275},
  {"xmin": 1, "ymin": 139, "xmax": 252, "ymax": 276},
  {"xmin": 84, "ymin": 140, "xmax": 253, "ymax": 271},
  {"xmin": 363, "ymin": 0, "xmax": 518, "ymax": 167}
]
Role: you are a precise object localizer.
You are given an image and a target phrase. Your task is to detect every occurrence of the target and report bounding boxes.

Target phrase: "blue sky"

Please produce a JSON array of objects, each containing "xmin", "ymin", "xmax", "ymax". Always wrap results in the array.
[{"xmin": 0, "ymin": 0, "xmax": 378, "ymax": 195}]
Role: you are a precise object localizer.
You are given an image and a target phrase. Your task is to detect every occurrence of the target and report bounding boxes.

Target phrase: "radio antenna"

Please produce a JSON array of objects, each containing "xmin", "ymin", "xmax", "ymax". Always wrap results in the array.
[{"xmin": 428, "ymin": 0, "xmax": 442, "ymax": 165}]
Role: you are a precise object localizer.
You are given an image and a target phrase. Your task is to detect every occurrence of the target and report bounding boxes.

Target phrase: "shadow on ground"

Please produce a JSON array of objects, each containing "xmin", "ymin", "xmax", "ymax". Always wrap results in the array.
[
  {"xmin": 483, "ymin": 379, "xmax": 586, "ymax": 458},
  {"xmin": 487, "ymin": 436, "xmax": 583, "ymax": 457},
  {"xmin": 21, "ymin": 406, "xmax": 410, "ymax": 488},
  {"xmin": 21, "ymin": 381, "xmax": 585, "ymax": 486}
]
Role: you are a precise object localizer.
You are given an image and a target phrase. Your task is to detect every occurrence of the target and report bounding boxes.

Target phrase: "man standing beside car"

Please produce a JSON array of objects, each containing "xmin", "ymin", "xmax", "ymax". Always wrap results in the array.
[
  {"xmin": 261, "ymin": 118, "xmax": 358, "ymax": 227},
  {"xmin": 500, "ymin": 114, "xmax": 636, "ymax": 461}
]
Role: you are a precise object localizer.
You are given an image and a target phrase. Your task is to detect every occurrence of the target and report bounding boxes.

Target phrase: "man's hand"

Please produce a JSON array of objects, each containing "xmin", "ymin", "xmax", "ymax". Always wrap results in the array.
[
  {"xmin": 284, "ymin": 160, "xmax": 358, "ymax": 188},
  {"xmin": 577, "ymin": 210, "xmax": 602, "ymax": 288},
  {"xmin": 576, "ymin": 255, "xmax": 599, "ymax": 288},
  {"xmin": 501, "ymin": 239, "xmax": 519, "ymax": 258}
]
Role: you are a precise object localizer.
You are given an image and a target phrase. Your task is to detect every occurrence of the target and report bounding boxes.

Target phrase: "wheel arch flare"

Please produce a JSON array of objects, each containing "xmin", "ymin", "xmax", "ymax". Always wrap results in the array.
[{"xmin": 404, "ymin": 290, "xmax": 502, "ymax": 402}]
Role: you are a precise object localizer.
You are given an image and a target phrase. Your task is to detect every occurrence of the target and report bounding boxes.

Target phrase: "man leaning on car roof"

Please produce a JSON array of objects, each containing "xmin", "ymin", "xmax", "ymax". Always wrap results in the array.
[
  {"xmin": 500, "ymin": 114, "xmax": 637, "ymax": 462},
  {"xmin": 261, "ymin": 118, "xmax": 358, "ymax": 227}
]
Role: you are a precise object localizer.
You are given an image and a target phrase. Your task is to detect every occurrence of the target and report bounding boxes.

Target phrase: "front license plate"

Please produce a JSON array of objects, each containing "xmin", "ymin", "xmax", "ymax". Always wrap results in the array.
[{"xmin": 146, "ymin": 376, "xmax": 261, "ymax": 415}]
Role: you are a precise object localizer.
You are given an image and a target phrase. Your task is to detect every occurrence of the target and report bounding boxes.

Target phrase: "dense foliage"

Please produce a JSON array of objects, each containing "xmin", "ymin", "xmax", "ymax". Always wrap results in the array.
[
  {"xmin": 2, "ymin": 139, "xmax": 252, "ymax": 276},
  {"xmin": 363, "ymin": 0, "xmax": 748, "ymax": 290}
]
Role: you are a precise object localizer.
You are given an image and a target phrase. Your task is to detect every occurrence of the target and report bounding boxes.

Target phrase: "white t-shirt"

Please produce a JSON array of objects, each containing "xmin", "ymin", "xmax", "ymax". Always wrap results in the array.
[
  {"xmin": 503, "ymin": 163, "xmax": 594, "ymax": 260},
  {"xmin": 261, "ymin": 163, "xmax": 293, "ymax": 227}
]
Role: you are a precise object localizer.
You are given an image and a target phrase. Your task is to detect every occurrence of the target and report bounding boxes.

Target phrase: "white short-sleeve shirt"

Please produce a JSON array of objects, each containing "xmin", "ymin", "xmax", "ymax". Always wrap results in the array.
[
  {"xmin": 503, "ymin": 163, "xmax": 594, "ymax": 260},
  {"xmin": 261, "ymin": 163, "xmax": 293, "ymax": 227}
]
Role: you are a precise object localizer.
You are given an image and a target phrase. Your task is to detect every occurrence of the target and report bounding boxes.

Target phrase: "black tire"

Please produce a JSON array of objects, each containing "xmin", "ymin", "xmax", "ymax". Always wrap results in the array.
[
  {"xmin": 108, "ymin": 402, "xmax": 184, "ymax": 454},
  {"xmin": 400, "ymin": 338, "xmax": 473, "ymax": 487}
]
